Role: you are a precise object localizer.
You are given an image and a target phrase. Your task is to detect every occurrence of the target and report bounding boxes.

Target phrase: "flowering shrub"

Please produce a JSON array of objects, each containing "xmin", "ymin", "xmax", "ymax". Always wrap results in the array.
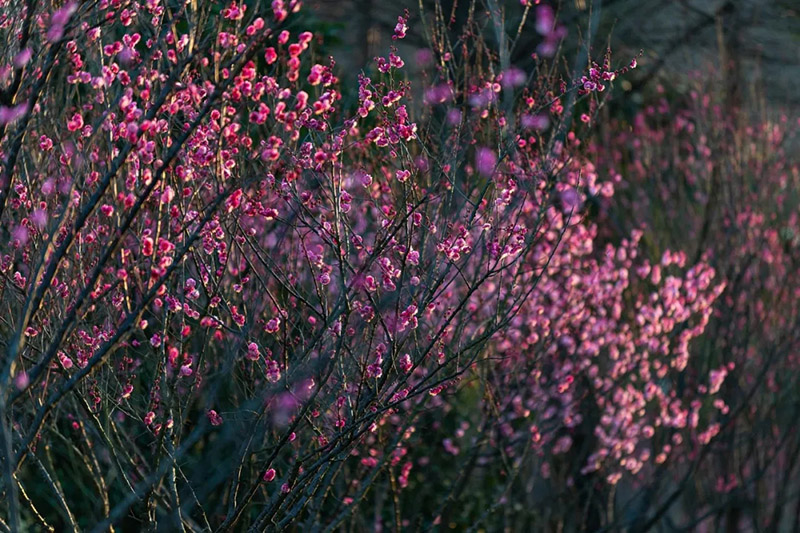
[
  {"xmin": 592, "ymin": 78, "xmax": 800, "ymax": 530},
  {"xmin": 0, "ymin": 0, "xmax": 775, "ymax": 530}
]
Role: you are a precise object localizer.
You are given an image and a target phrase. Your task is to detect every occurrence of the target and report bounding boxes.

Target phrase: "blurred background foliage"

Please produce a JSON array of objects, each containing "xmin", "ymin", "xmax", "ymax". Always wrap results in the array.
[{"xmin": 306, "ymin": 0, "xmax": 800, "ymax": 119}]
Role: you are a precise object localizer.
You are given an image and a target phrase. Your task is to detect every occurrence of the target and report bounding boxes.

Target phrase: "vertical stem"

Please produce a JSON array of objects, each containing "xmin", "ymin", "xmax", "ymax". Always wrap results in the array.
[{"xmin": 0, "ymin": 397, "xmax": 20, "ymax": 532}]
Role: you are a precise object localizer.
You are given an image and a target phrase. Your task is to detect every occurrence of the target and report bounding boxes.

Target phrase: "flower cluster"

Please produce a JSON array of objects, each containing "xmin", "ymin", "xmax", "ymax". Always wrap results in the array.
[{"xmin": 0, "ymin": 0, "xmax": 758, "ymax": 531}]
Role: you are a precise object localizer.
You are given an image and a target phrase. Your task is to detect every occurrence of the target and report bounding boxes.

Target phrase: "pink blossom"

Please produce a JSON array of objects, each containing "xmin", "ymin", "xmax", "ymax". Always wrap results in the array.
[
  {"xmin": 66, "ymin": 112, "xmax": 84, "ymax": 131},
  {"xmin": 207, "ymin": 410, "xmax": 223, "ymax": 426},
  {"xmin": 475, "ymin": 147, "xmax": 497, "ymax": 176},
  {"xmin": 13, "ymin": 48, "xmax": 32, "ymax": 68},
  {"xmin": 393, "ymin": 14, "xmax": 408, "ymax": 40}
]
